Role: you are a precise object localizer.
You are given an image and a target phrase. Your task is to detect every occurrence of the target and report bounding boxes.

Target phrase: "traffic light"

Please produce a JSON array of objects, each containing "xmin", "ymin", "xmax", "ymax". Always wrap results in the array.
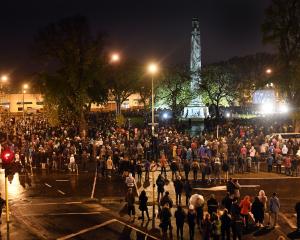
[
  {"xmin": 1, "ymin": 149, "xmax": 14, "ymax": 166},
  {"xmin": 1, "ymin": 149, "xmax": 16, "ymax": 181}
]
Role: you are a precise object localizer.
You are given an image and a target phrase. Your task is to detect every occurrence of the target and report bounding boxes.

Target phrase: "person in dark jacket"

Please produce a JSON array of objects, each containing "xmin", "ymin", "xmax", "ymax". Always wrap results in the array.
[
  {"xmin": 175, "ymin": 205, "xmax": 186, "ymax": 240},
  {"xmin": 184, "ymin": 180, "xmax": 192, "ymax": 207},
  {"xmin": 220, "ymin": 209, "xmax": 231, "ymax": 240},
  {"xmin": 188, "ymin": 205, "xmax": 196, "ymax": 240},
  {"xmin": 170, "ymin": 160, "xmax": 178, "ymax": 180},
  {"xmin": 231, "ymin": 199, "xmax": 243, "ymax": 240},
  {"xmin": 160, "ymin": 191, "xmax": 173, "ymax": 209},
  {"xmin": 226, "ymin": 178, "xmax": 235, "ymax": 197},
  {"xmin": 183, "ymin": 160, "xmax": 191, "ymax": 180},
  {"xmin": 135, "ymin": 161, "xmax": 143, "ymax": 183},
  {"xmin": 138, "ymin": 190, "xmax": 150, "ymax": 221},
  {"xmin": 156, "ymin": 174, "xmax": 165, "ymax": 203},
  {"xmin": 295, "ymin": 201, "xmax": 300, "ymax": 232},
  {"xmin": 202, "ymin": 213, "xmax": 213, "ymax": 240},
  {"xmin": 251, "ymin": 196, "xmax": 264, "ymax": 227},
  {"xmin": 207, "ymin": 194, "xmax": 219, "ymax": 216},
  {"xmin": 160, "ymin": 203, "xmax": 172, "ymax": 240},
  {"xmin": 174, "ymin": 176, "xmax": 184, "ymax": 205},
  {"xmin": 222, "ymin": 192, "xmax": 233, "ymax": 214}
]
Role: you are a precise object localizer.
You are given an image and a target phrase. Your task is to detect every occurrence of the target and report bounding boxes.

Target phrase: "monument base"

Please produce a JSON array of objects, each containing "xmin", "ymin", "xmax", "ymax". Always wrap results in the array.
[{"xmin": 183, "ymin": 104, "xmax": 208, "ymax": 119}]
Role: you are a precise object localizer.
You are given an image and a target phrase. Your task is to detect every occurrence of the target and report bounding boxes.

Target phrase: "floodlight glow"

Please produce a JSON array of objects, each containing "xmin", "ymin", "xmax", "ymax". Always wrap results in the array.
[
  {"xmin": 225, "ymin": 112, "xmax": 230, "ymax": 118},
  {"xmin": 260, "ymin": 102, "xmax": 275, "ymax": 114},
  {"xmin": 162, "ymin": 113, "xmax": 168, "ymax": 119},
  {"xmin": 279, "ymin": 103, "xmax": 289, "ymax": 113}
]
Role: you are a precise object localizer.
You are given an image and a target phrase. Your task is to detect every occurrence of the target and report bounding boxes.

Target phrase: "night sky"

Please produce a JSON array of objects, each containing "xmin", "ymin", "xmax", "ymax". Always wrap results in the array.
[{"xmin": 0, "ymin": 0, "xmax": 273, "ymax": 84}]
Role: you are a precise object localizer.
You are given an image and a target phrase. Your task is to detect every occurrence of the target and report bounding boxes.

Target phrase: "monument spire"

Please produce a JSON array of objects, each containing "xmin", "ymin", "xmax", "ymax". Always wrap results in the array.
[{"xmin": 183, "ymin": 17, "xmax": 207, "ymax": 119}]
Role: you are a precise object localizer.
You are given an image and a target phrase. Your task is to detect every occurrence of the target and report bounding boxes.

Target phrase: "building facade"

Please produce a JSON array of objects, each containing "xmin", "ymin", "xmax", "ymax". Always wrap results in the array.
[{"xmin": 0, "ymin": 93, "xmax": 144, "ymax": 113}]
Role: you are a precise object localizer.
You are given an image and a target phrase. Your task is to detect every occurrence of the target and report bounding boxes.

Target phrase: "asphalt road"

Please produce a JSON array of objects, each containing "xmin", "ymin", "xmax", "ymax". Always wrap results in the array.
[{"xmin": 0, "ymin": 168, "xmax": 300, "ymax": 239}]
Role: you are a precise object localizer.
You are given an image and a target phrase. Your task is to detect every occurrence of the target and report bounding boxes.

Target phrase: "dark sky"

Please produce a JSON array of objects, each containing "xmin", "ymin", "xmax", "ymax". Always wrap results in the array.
[{"xmin": 0, "ymin": 0, "xmax": 273, "ymax": 83}]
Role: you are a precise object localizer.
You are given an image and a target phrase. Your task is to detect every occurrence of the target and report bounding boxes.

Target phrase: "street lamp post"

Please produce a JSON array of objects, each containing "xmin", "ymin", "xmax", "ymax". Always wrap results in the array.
[
  {"xmin": 22, "ymin": 84, "xmax": 28, "ymax": 120},
  {"xmin": 110, "ymin": 53, "xmax": 121, "ymax": 115},
  {"xmin": 148, "ymin": 63, "xmax": 158, "ymax": 136},
  {"xmin": 147, "ymin": 63, "xmax": 158, "ymax": 227}
]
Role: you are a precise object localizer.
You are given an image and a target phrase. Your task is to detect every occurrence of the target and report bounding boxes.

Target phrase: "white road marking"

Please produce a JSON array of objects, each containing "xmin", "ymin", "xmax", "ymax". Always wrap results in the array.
[
  {"xmin": 57, "ymin": 219, "xmax": 117, "ymax": 240},
  {"xmin": 44, "ymin": 183, "xmax": 52, "ymax": 188},
  {"xmin": 194, "ymin": 184, "xmax": 260, "ymax": 191},
  {"xmin": 114, "ymin": 219, "xmax": 160, "ymax": 240},
  {"xmin": 279, "ymin": 212, "xmax": 297, "ymax": 229},
  {"xmin": 57, "ymin": 190, "xmax": 66, "ymax": 195},
  {"xmin": 57, "ymin": 218, "xmax": 159, "ymax": 240},
  {"xmin": 14, "ymin": 202, "xmax": 82, "ymax": 206},
  {"xmin": 56, "ymin": 180, "xmax": 70, "ymax": 182},
  {"xmin": 22, "ymin": 211, "xmax": 108, "ymax": 217}
]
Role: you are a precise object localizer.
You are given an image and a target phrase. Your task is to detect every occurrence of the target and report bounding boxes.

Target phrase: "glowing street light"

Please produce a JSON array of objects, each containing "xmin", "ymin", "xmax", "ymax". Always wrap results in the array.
[
  {"xmin": 266, "ymin": 68, "xmax": 272, "ymax": 74},
  {"xmin": 110, "ymin": 53, "xmax": 120, "ymax": 63},
  {"xmin": 148, "ymin": 63, "xmax": 158, "ymax": 74},
  {"xmin": 1, "ymin": 75, "xmax": 8, "ymax": 82}
]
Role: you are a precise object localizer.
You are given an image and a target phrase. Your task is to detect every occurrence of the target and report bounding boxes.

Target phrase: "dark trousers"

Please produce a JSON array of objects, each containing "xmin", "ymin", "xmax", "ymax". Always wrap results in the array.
[
  {"xmin": 189, "ymin": 224, "xmax": 195, "ymax": 240},
  {"xmin": 196, "ymin": 207, "xmax": 203, "ymax": 226},
  {"xmin": 221, "ymin": 227, "xmax": 230, "ymax": 240},
  {"xmin": 268, "ymin": 165, "xmax": 272, "ymax": 172},
  {"xmin": 185, "ymin": 171, "xmax": 189, "ymax": 180},
  {"xmin": 176, "ymin": 193, "xmax": 182, "ymax": 205},
  {"xmin": 176, "ymin": 224, "xmax": 184, "ymax": 240},
  {"xmin": 186, "ymin": 194, "xmax": 191, "ymax": 206},
  {"xmin": 277, "ymin": 164, "xmax": 281, "ymax": 173},
  {"xmin": 193, "ymin": 170, "xmax": 198, "ymax": 181},
  {"xmin": 141, "ymin": 209, "xmax": 150, "ymax": 219},
  {"xmin": 232, "ymin": 221, "xmax": 242, "ymax": 240}
]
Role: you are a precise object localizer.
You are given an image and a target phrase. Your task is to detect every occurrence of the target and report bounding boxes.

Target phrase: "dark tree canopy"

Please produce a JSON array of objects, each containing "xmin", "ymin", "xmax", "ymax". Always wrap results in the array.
[
  {"xmin": 262, "ymin": 0, "xmax": 300, "ymax": 105},
  {"xmin": 199, "ymin": 65, "xmax": 237, "ymax": 119},
  {"xmin": 33, "ymin": 15, "xmax": 108, "ymax": 129}
]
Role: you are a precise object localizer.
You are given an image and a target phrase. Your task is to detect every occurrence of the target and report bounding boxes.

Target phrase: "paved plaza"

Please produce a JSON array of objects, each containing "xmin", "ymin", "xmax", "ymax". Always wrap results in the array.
[{"xmin": 1, "ymin": 167, "xmax": 299, "ymax": 239}]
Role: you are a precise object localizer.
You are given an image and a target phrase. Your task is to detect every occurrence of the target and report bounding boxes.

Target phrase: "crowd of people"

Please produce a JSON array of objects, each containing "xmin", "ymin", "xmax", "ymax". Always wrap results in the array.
[
  {"xmin": 125, "ymin": 167, "xmax": 287, "ymax": 240},
  {"xmin": 1, "ymin": 113, "xmax": 300, "ymax": 238}
]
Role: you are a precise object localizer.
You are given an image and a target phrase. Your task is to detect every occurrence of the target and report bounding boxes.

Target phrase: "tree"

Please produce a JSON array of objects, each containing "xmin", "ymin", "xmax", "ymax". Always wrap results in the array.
[
  {"xmin": 262, "ymin": 0, "xmax": 300, "ymax": 130},
  {"xmin": 262, "ymin": 0, "xmax": 300, "ymax": 105},
  {"xmin": 107, "ymin": 60, "xmax": 140, "ymax": 115},
  {"xmin": 33, "ymin": 15, "xmax": 107, "ymax": 132},
  {"xmin": 199, "ymin": 65, "xmax": 237, "ymax": 119},
  {"xmin": 220, "ymin": 53, "xmax": 277, "ymax": 105},
  {"xmin": 156, "ymin": 67, "xmax": 194, "ymax": 120}
]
